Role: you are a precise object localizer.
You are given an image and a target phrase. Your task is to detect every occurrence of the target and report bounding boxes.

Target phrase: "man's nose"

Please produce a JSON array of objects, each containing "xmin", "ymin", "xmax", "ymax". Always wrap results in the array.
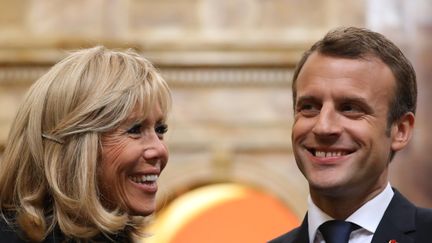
[{"xmin": 311, "ymin": 105, "xmax": 342, "ymax": 138}]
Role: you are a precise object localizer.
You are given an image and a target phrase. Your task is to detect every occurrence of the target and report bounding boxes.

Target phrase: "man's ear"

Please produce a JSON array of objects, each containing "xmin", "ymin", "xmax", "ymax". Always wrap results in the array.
[{"xmin": 391, "ymin": 112, "xmax": 415, "ymax": 152}]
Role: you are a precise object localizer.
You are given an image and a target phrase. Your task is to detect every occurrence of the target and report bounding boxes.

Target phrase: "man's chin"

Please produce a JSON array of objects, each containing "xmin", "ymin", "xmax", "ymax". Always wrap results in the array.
[{"xmin": 309, "ymin": 180, "xmax": 349, "ymax": 197}]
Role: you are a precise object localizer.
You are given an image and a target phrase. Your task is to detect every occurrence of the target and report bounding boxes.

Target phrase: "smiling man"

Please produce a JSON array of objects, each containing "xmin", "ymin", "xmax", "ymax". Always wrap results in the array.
[{"xmin": 269, "ymin": 27, "xmax": 432, "ymax": 243}]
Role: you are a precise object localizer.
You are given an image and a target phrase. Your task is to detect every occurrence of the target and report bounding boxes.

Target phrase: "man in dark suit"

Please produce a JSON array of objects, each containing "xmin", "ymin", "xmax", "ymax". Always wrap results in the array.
[{"xmin": 269, "ymin": 27, "xmax": 432, "ymax": 243}]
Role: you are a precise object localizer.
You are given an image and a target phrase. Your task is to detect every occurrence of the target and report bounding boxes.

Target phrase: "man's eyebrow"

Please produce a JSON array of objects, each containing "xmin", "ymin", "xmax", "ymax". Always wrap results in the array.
[
  {"xmin": 296, "ymin": 95, "xmax": 321, "ymax": 105},
  {"xmin": 336, "ymin": 96, "xmax": 374, "ymax": 112},
  {"xmin": 336, "ymin": 96, "xmax": 369, "ymax": 105}
]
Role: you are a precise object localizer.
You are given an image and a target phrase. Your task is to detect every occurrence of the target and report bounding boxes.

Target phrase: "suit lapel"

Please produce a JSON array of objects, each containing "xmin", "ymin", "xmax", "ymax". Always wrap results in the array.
[
  {"xmin": 372, "ymin": 190, "xmax": 416, "ymax": 243},
  {"xmin": 287, "ymin": 214, "xmax": 309, "ymax": 243}
]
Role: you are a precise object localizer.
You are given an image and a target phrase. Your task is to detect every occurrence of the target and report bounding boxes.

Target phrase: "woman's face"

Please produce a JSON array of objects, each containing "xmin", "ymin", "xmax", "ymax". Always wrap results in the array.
[{"xmin": 99, "ymin": 104, "xmax": 168, "ymax": 216}]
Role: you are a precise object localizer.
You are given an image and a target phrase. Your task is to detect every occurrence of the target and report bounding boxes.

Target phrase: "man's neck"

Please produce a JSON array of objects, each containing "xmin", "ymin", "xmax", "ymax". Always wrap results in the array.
[{"xmin": 310, "ymin": 183, "xmax": 387, "ymax": 219}]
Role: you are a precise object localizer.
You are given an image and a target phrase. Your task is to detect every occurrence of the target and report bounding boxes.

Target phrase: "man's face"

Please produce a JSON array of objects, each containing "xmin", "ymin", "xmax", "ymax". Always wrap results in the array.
[{"xmin": 292, "ymin": 52, "xmax": 398, "ymax": 199}]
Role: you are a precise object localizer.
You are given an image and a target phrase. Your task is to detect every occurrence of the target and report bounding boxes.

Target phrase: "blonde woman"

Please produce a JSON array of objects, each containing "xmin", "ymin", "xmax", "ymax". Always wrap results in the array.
[{"xmin": 0, "ymin": 46, "xmax": 171, "ymax": 242}]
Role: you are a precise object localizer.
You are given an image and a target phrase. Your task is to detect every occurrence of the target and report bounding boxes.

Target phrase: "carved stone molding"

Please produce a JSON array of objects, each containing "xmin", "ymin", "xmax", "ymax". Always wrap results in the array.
[
  {"xmin": 0, "ymin": 66, "xmax": 48, "ymax": 86},
  {"xmin": 0, "ymin": 65, "xmax": 294, "ymax": 87},
  {"xmin": 162, "ymin": 67, "xmax": 293, "ymax": 87}
]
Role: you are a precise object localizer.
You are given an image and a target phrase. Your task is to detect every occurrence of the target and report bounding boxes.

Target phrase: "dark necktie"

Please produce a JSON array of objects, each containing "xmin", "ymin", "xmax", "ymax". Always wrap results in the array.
[{"xmin": 318, "ymin": 220, "xmax": 359, "ymax": 243}]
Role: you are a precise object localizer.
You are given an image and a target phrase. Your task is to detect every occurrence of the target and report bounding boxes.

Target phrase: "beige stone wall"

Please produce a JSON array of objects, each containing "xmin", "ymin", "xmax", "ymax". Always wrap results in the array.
[{"xmin": 0, "ymin": 0, "xmax": 431, "ymax": 227}]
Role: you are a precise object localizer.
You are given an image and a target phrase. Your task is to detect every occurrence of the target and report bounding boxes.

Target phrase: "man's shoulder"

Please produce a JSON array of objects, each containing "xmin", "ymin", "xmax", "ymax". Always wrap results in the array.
[
  {"xmin": 415, "ymin": 206, "xmax": 432, "ymax": 225},
  {"xmin": 268, "ymin": 227, "xmax": 302, "ymax": 243},
  {"xmin": 384, "ymin": 189, "xmax": 432, "ymax": 240},
  {"xmin": 412, "ymin": 206, "xmax": 432, "ymax": 242},
  {"xmin": 392, "ymin": 189, "xmax": 432, "ymax": 223}
]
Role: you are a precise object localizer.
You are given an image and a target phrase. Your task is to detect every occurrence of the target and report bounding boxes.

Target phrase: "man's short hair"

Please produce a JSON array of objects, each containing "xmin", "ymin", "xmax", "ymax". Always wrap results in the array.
[{"xmin": 292, "ymin": 26, "xmax": 417, "ymax": 126}]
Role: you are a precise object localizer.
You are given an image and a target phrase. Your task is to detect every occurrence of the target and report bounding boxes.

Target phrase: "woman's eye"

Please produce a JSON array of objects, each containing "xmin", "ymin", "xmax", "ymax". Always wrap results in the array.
[
  {"xmin": 127, "ymin": 124, "xmax": 142, "ymax": 134},
  {"xmin": 155, "ymin": 124, "xmax": 168, "ymax": 135}
]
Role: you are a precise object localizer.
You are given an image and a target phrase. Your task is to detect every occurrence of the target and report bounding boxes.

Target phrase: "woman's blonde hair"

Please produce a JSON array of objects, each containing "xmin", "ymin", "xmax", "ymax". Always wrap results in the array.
[{"xmin": 0, "ymin": 46, "xmax": 171, "ymax": 241}]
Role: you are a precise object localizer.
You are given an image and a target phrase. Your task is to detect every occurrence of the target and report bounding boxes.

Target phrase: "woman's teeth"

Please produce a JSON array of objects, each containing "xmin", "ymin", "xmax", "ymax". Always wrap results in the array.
[{"xmin": 129, "ymin": 175, "xmax": 158, "ymax": 184}]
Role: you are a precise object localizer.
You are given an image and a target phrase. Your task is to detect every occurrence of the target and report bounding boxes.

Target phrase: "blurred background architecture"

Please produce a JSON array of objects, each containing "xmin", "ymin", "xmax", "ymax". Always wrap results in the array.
[{"xmin": 0, "ymin": 0, "xmax": 431, "ymax": 242}]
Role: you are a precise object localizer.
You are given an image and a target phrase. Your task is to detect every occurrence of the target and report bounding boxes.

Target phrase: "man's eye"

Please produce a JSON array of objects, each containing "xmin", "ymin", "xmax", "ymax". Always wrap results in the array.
[
  {"xmin": 127, "ymin": 124, "xmax": 142, "ymax": 134},
  {"xmin": 155, "ymin": 124, "xmax": 168, "ymax": 135},
  {"xmin": 341, "ymin": 103, "xmax": 361, "ymax": 112},
  {"xmin": 300, "ymin": 104, "xmax": 314, "ymax": 110},
  {"xmin": 340, "ymin": 103, "xmax": 365, "ymax": 117},
  {"xmin": 296, "ymin": 103, "xmax": 320, "ymax": 116},
  {"xmin": 341, "ymin": 104, "xmax": 354, "ymax": 111}
]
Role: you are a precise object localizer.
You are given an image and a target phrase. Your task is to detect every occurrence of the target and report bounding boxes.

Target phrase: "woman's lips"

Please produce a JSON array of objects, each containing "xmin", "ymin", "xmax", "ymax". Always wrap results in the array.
[{"xmin": 128, "ymin": 174, "xmax": 159, "ymax": 193}]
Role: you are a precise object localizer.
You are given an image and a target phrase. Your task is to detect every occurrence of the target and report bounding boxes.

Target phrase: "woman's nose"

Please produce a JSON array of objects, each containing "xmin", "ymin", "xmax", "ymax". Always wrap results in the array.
[{"xmin": 143, "ymin": 132, "xmax": 168, "ymax": 162}]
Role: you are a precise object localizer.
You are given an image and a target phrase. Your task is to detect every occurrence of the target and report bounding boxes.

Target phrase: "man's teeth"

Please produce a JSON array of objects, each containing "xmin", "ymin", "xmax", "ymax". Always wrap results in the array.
[
  {"xmin": 129, "ymin": 175, "xmax": 158, "ymax": 184},
  {"xmin": 315, "ymin": 151, "xmax": 347, "ymax": 157}
]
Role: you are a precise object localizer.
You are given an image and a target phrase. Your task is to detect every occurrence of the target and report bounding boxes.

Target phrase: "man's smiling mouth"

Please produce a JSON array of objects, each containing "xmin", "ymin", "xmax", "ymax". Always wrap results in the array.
[{"xmin": 307, "ymin": 148, "xmax": 354, "ymax": 158}]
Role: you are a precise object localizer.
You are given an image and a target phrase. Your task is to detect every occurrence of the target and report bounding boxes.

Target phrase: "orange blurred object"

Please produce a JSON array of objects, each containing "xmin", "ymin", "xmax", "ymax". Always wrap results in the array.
[{"xmin": 145, "ymin": 183, "xmax": 300, "ymax": 243}]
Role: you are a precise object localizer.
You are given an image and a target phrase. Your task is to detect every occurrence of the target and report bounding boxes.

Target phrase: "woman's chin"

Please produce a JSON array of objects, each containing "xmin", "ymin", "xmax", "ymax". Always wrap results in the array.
[{"xmin": 127, "ymin": 205, "xmax": 155, "ymax": 216}]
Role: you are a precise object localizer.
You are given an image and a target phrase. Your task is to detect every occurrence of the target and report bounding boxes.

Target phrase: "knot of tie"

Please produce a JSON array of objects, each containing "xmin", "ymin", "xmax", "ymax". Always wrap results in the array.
[{"xmin": 318, "ymin": 220, "xmax": 359, "ymax": 243}]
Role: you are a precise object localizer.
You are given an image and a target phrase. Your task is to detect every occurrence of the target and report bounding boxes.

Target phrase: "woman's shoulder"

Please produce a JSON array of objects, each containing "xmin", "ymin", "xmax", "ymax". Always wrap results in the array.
[
  {"xmin": 0, "ymin": 215, "xmax": 27, "ymax": 242},
  {"xmin": 0, "ymin": 214, "xmax": 130, "ymax": 243},
  {"xmin": 0, "ymin": 214, "xmax": 66, "ymax": 243}
]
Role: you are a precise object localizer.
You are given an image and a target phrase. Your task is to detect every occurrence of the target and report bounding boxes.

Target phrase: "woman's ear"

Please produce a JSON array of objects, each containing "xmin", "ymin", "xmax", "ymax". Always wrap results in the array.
[{"xmin": 391, "ymin": 112, "xmax": 415, "ymax": 152}]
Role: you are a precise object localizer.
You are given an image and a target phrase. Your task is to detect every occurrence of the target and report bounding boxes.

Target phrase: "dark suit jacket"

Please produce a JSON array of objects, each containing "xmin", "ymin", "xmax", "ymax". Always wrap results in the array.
[{"xmin": 269, "ymin": 190, "xmax": 432, "ymax": 243}]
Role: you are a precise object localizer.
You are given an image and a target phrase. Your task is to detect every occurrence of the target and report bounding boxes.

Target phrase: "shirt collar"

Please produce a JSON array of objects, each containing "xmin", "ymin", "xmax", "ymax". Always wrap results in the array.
[{"xmin": 307, "ymin": 183, "xmax": 394, "ymax": 243}]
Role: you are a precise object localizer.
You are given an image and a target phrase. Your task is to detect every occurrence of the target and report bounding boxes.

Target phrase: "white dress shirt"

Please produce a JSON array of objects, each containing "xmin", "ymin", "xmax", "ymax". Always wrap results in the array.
[{"xmin": 308, "ymin": 183, "xmax": 394, "ymax": 243}]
